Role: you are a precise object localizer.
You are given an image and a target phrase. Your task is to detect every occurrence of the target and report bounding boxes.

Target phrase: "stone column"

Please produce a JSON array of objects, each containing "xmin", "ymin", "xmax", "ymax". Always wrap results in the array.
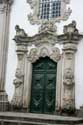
[
  {"xmin": 58, "ymin": 21, "xmax": 83, "ymax": 113},
  {"xmin": 12, "ymin": 42, "xmax": 28, "ymax": 108},
  {"xmin": 62, "ymin": 41, "xmax": 77, "ymax": 110},
  {"xmin": 11, "ymin": 26, "xmax": 28, "ymax": 109},
  {"xmin": 0, "ymin": 0, "xmax": 13, "ymax": 111},
  {"xmin": 23, "ymin": 60, "xmax": 32, "ymax": 111}
]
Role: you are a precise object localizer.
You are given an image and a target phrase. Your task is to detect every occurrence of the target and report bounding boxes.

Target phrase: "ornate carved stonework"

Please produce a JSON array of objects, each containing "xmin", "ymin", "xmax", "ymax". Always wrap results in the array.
[
  {"xmin": 27, "ymin": 48, "xmax": 39, "ymax": 63},
  {"xmin": 63, "ymin": 68, "xmax": 74, "ymax": 86},
  {"xmin": 12, "ymin": 25, "xmax": 63, "ymax": 110},
  {"xmin": 58, "ymin": 21, "xmax": 83, "ymax": 111},
  {"xmin": 63, "ymin": 68, "xmax": 74, "ymax": 109},
  {"xmin": 12, "ymin": 29, "xmax": 28, "ymax": 107},
  {"xmin": 50, "ymin": 47, "xmax": 61, "ymax": 62},
  {"xmin": 12, "ymin": 21, "xmax": 83, "ymax": 114},
  {"xmin": 12, "ymin": 67, "xmax": 24, "ymax": 107},
  {"xmin": 27, "ymin": 0, "xmax": 71, "ymax": 25},
  {"xmin": 28, "ymin": 47, "xmax": 61, "ymax": 63},
  {"xmin": 39, "ymin": 22, "xmax": 57, "ymax": 33},
  {"xmin": 0, "ymin": 0, "xmax": 13, "ymax": 4}
]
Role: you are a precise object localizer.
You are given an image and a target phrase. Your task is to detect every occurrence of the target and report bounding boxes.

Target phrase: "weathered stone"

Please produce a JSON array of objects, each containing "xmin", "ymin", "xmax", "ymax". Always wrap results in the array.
[
  {"xmin": 0, "ymin": 112, "xmax": 83, "ymax": 125},
  {"xmin": 58, "ymin": 21, "xmax": 83, "ymax": 112},
  {"xmin": 12, "ymin": 21, "xmax": 83, "ymax": 115}
]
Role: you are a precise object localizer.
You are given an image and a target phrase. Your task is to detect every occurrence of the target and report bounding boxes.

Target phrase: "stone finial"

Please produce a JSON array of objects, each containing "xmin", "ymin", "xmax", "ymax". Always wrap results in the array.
[
  {"xmin": 15, "ymin": 25, "xmax": 27, "ymax": 37},
  {"xmin": 63, "ymin": 20, "xmax": 79, "ymax": 34},
  {"xmin": 39, "ymin": 22, "xmax": 57, "ymax": 33}
]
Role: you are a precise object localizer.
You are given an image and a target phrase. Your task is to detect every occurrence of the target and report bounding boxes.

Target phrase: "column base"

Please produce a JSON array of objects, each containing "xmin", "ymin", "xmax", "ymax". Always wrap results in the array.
[
  {"xmin": 0, "ymin": 90, "xmax": 9, "ymax": 111},
  {"xmin": 61, "ymin": 107, "xmax": 76, "ymax": 116}
]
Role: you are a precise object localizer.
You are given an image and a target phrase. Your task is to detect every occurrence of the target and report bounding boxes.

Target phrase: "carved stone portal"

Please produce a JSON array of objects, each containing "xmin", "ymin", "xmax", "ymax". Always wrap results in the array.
[{"xmin": 12, "ymin": 22, "xmax": 83, "ymax": 114}]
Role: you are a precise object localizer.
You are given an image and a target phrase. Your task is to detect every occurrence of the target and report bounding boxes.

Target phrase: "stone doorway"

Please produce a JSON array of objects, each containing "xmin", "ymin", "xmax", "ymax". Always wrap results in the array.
[{"xmin": 30, "ymin": 57, "xmax": 57, "ymax": 114}]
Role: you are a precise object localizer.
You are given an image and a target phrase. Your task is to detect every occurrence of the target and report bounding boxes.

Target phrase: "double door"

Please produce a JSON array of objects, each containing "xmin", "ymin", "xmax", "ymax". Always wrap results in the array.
[{"xmin": 30, "ymin": 57, "xmax": 57, "ymax": 114}]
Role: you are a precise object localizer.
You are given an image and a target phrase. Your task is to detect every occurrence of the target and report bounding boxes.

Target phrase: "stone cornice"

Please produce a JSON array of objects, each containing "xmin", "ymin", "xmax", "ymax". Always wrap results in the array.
[
  {"xmin": 14, "ymin": 21, "xmax": 83, "ymax": 47},
  {"xmin": 13, "ymin": 36, "xmax": 31, "ymax": 44},
  {"xmin": 14, "ymin": 31, "xmax": 58, "ymax": 46},
  {"xmin": 58, "ymin": 33, "xmax": 83, "ymax": 44}
]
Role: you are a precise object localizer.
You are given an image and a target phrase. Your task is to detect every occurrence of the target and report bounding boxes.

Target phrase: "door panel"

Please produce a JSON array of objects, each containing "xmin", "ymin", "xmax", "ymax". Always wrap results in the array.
[
  {"xmin": 30, "ymin": 57, "xmax": 57, "ymax": 114},
  {"xmin": 44, "ymin": 73, "xmax": 56, "ymax": 113},
  {"xmin": 30, "ymin": 74, "xmax": 45, "ymax": 113}
]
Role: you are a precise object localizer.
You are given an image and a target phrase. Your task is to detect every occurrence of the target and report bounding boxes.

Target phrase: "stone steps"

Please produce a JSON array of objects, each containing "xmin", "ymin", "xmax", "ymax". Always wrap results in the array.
[{"xmin": 0, "ymin": 112, "xmax": 83, "ymax": 125}]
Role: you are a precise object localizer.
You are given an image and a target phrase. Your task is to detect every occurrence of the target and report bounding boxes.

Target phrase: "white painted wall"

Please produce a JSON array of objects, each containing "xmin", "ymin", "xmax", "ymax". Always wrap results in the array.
[{"xmin": 6, "ymin": 0, "xmax": 83, "ymax": 109}]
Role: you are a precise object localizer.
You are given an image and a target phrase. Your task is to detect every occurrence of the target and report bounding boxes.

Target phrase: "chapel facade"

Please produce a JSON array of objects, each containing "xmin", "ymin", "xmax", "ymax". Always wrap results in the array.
[{"xmin": 0, "ymin": 0, "xmax": 83, "ymax": 124}]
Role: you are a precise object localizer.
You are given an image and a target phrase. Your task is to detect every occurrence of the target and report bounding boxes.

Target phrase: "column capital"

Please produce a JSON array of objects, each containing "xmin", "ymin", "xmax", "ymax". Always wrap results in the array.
[
  {"xmin": 0, "ymin": 0, "xmax": 13, "ymax": 13},
  {"xmin": 0, "ymin": 0, "xmax": 13, "ymax": 5},
  {"xmin": 63, "ymin": 43, "xmax": 78, "ymax": 54}
]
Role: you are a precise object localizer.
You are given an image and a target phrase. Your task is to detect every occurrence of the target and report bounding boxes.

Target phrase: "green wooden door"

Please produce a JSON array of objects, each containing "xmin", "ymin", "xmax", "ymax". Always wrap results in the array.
[{"xmin": 30, "ymin": 57, "xmax": 57, "ymax": 114}]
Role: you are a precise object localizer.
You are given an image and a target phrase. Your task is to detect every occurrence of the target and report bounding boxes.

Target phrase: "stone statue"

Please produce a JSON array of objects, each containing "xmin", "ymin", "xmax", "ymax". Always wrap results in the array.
[{"xmin": 15, "ymin": 25, "xmax": 27, "ymax": 37}]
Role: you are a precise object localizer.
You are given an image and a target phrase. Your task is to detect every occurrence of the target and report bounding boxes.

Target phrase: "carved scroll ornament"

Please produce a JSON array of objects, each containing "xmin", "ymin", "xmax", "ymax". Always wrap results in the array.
[
  {"xmin": 27, "ymin": 0, "xmax": 71, "ymax": 25},
  {"xmin": 28, "ymin": 47, "xmax": 61, "ymax": 63}
]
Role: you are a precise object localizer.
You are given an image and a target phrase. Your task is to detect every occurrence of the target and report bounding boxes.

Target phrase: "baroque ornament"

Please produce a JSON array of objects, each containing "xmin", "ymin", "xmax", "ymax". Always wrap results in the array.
[
  {"xmin": 50, "ymin": 47, "xmax": 61, "ymax": 62},
  {"xmin": 27, "ymin": 0, "xmax": 71, "ymax": 25},
  {"xmin": 27, "ymin": 48, "xmax": 39, "ymax": 63},
  {"xmin": 28, "ymin": 46, "xmax": 61, "ymax": 63},
  {"xmin": 13, "ymin": 68, "xmax": 24, "ymax": 88},
  {"xmin": 63, "ymin": 68, "xmax": 74, "ymax": 87},
  {"xmin": 63, "ymin": 68, "xmax": 75, "ymax": 109}
]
